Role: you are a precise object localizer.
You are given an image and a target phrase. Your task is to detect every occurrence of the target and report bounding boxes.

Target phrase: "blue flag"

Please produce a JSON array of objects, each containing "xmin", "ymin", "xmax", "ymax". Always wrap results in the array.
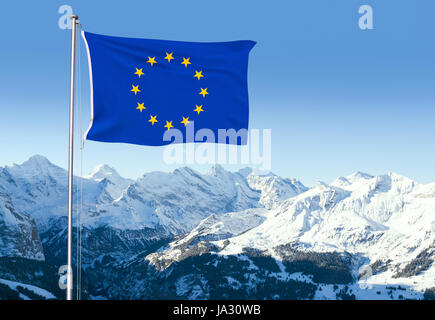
[{"xmin": 82, "ymin": 31, "xmax": 255, "ymax": 146}]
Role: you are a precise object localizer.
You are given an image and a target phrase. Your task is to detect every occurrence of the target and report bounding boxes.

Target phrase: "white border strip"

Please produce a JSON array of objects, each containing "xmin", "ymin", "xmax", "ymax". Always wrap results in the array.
[{"xmin": 81, "ymin": 30, "xmax": 94, "ymax": 141}]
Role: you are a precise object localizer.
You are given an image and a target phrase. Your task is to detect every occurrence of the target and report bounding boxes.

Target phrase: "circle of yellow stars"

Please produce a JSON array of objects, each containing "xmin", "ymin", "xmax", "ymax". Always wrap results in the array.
[{"xmin": 130, "ymin": 52, "xmax": 209, "ymax": 130}]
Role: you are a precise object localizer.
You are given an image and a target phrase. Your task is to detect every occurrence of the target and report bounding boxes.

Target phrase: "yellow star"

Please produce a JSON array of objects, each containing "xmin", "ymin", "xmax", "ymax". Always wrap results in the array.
[
  {"xmin": 136, "ymin": 102, "xmax": 146, "ymax": 112},
  {"xmin": 148, "ymin": 115, "xmax": 158, "ymax": 125},
  {"xmin": 134, "ymin": 68, "xmax": 144, "ymax": 78},
  {"xmin": 194, "ymin": 70, "xmax": 204, "ymax": 80},
  {"xmin": 194, "ymin": 105, "xmax": 204, "ymax": 114},
  {"xmin": 181, "ymin": 57, "xmax": 191, "ymax": 68},
  {"xmin": 164, "ymin": 52, "xmax": 174, "ymax": 62},
  {"xmin": 131, "ymin": 85, "xmax": 141, "ymax": 95},
  {"xmin": 164, "ymin": 120, "xmax": 174, "ymax": 130},
  {"xmin": 199, "ymin": 88, "xmax": 209, "ymax": 98},
  {"xmin": 180, "ymin": 117, "xmax": 190, "ymax": 126},
  {"xmin": 147, "ymin": 57, "xmax": 157, "ymax": 66}
]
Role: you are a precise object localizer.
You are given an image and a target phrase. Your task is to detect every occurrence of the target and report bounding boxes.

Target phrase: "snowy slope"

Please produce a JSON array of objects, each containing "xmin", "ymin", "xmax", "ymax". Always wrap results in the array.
[
  {"xmin": 0, "ymin": 155, "xmax": 101, "ymax": 232},
  {"xmin": 86, "ymin": 164, "xmax": 306, "ymax": 233},
  {"xmin": 85, "ymin": 164, "xmax": 134, "ymax": 202},
  {"xmin": 0, "ymin": 278, "xmax": 56, "ymax": 300},
  {"xmin": 147, "ymin": 208, "xmax": 268, "ymax": 269},
  {"xmin": 245, "ymin": 169, "xmax": 308, "ymax": 209},
  {"xmin": 0, "ymin": 191, "xmax": 44, "ymax": 261},
  {"xmin": 147, "ymin": 171, "xmax": 435, "ymax": 297},
  {"xmin": 221, "ymin": 172, "xmax": 434, "ymax": 262}
]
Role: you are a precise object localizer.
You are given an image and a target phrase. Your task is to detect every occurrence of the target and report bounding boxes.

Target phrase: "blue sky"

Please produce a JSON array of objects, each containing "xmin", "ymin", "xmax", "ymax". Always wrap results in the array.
[{"xmin": 0, "ymin": 0, "xmax": 434, "ymax": 186}]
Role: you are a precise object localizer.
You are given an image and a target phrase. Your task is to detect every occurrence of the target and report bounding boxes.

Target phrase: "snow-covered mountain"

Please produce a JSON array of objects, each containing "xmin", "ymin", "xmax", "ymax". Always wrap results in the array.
[
  {"xmin": 0, "ymin": 155, "xmax": 286, "ymax": 233},
  {"xmin": 0, "ymin": 191, "xmax": 44, "ymax": 261},
  {"xmin": 0, "ymin": 155, "xmax": 305, "ymax": 266},
  {"xmin": 85, "ymin": 164, "xmax": 133, "ymax": 203},
  {"xmin": 0, "ymin": 155, "xmax": 434, "ymax": 300}
]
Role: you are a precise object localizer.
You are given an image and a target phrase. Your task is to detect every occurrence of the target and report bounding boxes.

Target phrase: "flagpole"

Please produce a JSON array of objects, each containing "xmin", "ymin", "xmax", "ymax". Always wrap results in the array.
[{"xmin": 67, "ymin": 14, "xmax": 78, "ymax": 301}]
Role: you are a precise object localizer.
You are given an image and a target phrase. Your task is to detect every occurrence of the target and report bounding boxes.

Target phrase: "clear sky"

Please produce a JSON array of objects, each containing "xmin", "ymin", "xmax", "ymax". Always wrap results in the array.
[{"xmin": 0, "ymin": 0, "xmax": 434, "ymax": 186}]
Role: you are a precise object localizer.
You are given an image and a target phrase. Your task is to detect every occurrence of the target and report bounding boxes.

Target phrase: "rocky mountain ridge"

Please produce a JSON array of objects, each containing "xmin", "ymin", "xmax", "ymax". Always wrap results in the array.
[{"xmin": 0, "ymin": 155, "xmax": 433, "ymax": 300}]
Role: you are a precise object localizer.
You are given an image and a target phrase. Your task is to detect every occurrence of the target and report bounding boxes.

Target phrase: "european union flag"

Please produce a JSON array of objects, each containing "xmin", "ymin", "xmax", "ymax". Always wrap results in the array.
[{"xmin": 82, "ymin": 31, "xmax": 255, "ymax": 146}]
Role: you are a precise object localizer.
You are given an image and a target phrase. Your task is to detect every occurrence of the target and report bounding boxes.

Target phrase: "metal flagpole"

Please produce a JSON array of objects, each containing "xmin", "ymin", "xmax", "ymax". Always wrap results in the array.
[{"xmin": 67, "ymin": 14, "xmax": 79, "ymax": 301}]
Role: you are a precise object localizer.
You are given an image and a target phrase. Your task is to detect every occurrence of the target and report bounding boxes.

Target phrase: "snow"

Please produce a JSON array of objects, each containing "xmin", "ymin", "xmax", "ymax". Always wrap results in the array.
[
  {"xmin": 219, "ymin": 172, "xmax": 434, "ymax": 260},
  {"xmin": 149, "ymin": 170, "xmax": 435, "ymax": 295},
  {"xmin": 0, "ymin": 278, "xmax": 56, "ymax": 299},
  {"xmin": 0, "ymin": 157, "xmax": 306, "ymax": 235},
  {"xmin": 1, "ymin": 155, "xmax": 434, "ymax": 297}
]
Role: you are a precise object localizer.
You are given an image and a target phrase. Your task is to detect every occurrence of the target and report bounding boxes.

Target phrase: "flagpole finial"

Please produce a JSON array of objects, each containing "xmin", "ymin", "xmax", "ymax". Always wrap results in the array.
[{"xmin": 70, "ymin": 15, "xmax": 79, "ymax": 25}]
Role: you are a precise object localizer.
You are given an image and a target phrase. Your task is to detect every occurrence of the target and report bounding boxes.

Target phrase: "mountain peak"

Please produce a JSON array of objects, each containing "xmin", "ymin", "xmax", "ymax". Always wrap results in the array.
[
  {"xmin": 172, "ymin": 167, "xmax": 204, "ymax": 181},
  {"xmin": 347, "ymin": 171, "xmax": 373, "ymax": 180},
  {"xmin": 316, "ymin": 181, "xmax": 329, "ymax": 190},
  {"xmin": 86, "ymin": 164, "xmax": 121, "ymax": 181},
  {"xmin": 13, "ymin": 155, "xmax": 62, "ymax": 176},
  {"xmin": 208, "ymin": 164, "xmax": 226, "ymax": 175},
  {"xmin": 249, "ymin": 168, "xmax": 274, "ymax": 177},
  {"xmin": 237, "ymin": 167, "xmax": 253, "ymax": 177},
  {"xmin": 21, "ymin": 155, "xmax": 53, "ymax": 168},
  {"xmin": 385, "ymin": 171, "xmax": 410, "ymax": 181},
  {"xmin": 339, "ymin": 171, "xmax": 373, "ymax": 185}
]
